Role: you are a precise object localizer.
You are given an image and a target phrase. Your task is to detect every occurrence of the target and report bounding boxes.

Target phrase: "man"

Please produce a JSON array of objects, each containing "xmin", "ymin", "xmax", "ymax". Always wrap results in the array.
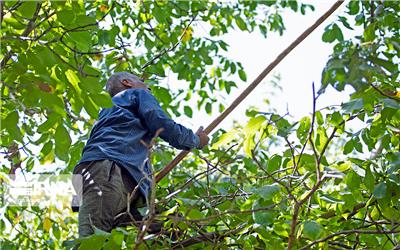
[{"xmin": 72, "ymin": 72, "xmax": 209, "ymax": 237}]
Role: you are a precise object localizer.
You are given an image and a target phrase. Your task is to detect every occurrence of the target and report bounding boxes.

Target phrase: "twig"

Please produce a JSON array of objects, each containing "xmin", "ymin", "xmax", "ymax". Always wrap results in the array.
[
  {"xmin": 369, "ymin": 83, "xmax": 400, "ymax": 101},
  {"xmin": 134, "ymin": 128, "xmax": 164, "ymax": 250},
  {"xmin": 299, "ymin": 228, "xmax": 400, "ymax": 250},
  {"xmin": 252, "ymin": 152, "xmax": 298, "ymax": 203},
  {"xmin": 293, "ymin": 82, "xmax": 317, "ymax": 175},
  {"xmin": 171, "ymin": 224, "xmax": 246, "ymax": 249}
]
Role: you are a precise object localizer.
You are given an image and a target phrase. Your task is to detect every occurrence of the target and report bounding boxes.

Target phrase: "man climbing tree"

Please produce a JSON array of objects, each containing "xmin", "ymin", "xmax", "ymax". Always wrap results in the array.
[
  {"xmin": 72, "ymin": 72, "xmax": 209, "ymax": 237},
  {"xmin": 3, "ymin": 1, "xmax": 400, "ymax": 249}
]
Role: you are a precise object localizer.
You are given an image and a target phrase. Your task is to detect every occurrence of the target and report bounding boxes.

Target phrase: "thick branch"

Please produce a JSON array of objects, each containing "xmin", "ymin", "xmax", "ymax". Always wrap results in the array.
[{"xmin": 156, "ymin": 0, "xmax": 346, "ymax": 183}]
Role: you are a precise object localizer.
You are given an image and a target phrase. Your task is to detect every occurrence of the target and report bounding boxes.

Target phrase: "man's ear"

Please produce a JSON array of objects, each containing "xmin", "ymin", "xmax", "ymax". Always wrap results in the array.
[{"xmin": 121, "ymin": 79, "xmax": 134, "ymax": 88}]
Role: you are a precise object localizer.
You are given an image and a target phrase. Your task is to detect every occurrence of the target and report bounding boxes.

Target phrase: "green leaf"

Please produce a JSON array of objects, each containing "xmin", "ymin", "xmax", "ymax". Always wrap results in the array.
[
  {"xmin": 342, "ymin": 98, "xmax": 363, "ymax": 113},
  {"xmin": 183, "ymin": 106, "xmax": 193, "ymax": 118},
  {"xmin": 275, "ymin": 117, "xmax": 292, "ymax": 137},
  {"xmin": 296, "ymin": 116, "xmax": 310, "ymax": 143},
  {"xmin": 364, "ymin": 166, "xmax": 375, "ymax": 192},
  {"xmin": 152, "ymin": 7, "xmax": 166, "ymax": 23},
  {"xmin": 187, "ymin": 209, "xmax": 203, "ymax": 220},
  {"xmin": 273, "ymin": 222, "xmax": 290, "ymax": 237},
  {"xmin": 83, "ymin": 95, "xmax": 99, "ymax": 119},
  {"xmin": 90, "ymin": 92, "xmax": 113, "ymax": 108},
  {"xmin": 80, "ymin": 77, "xmax": 104, "ymax": 94},
  {"xmin": 3, "ymin": 17, "xmax": 25, "ymax": 29},
  {"xmin": 303, "ymin": 221, "xmax": 323, "ymax": 240},
  {"xmin": 54, "ymin": 124, "xmax": 71, "ymax": 161},
  {"xmin": 77, "ymin": 234, "xmax": 107, "ymax": 250},
  {"xmin": 3, "ymin": 111, "xmax": 22, "ymax": 141},
  {"xmin": 334, "ymin": 161, "xmax": 351, "ymax": 172},
  {"xmin": 373, "ymin": 182, "xmax": 387, "ymax": 199},
  {"xmin": 235, "ymin": 16, "xmax": 247, "ymax": 31},
  {"xmin": 103, "ymin": 229, "xmax": 124, "ymax": 249},
  {"xmin": 68, "ymin": 31, "xmax": 92, "ymax": 52},
  {"xmin": 329, "ymin": 111, "xmax": 343, "ymax": 127},
  {"xmin": 298, "ymin": 154, "xmax": 316, "ymax": 172},
  {"xmin": 65, "ymin": 69, "xmax": 82, "ymax": 95},
  {"xmin": 372, "ymin": 58, "xmax": 397, "ymax": 73},
  {"xmin": 238, "ymin": 69, "xmax": 247, "ymax": 81},
  {"xmin": 37, "ymin": 115, "xmax": 60, "ymax": 133},
  {"xmin": 205, "ymin": 102, "xmax": 212, "ymax": 115},
  {"xmin": 40, "ymin": 93, "xmax": 66, "ymax": 116},
  {"xmin": 332, "ymin": 24, "xmax": 344, "ymax": 41},
  {"xmin": 57, "ymin": 9, "xmax": 76, "ymax": 26},
  {"xmin": 151, "ymin": 86, "xmax": 172, "ymax": 105},
  {"xmin": 218, "ymin": 41, "xmax": 229, "ymax": 51},
  {"xmin": 149, "ymin": 63, "xmax": 166, "ymax": 76},
  {"xmin": 343, "ymin": 139, "xmax": 354, "ymax": 154},
  {"xmin": 322, "ymin": 24, "xmax": 343, "ymax": 43},
  {"xmin": 381, "ymin": 98, "xmax": 400, "ymax": 109},
  {"xmin": 243, "ymin": 137, "xmax": 254, "ymax": 158},
  {"xmin": 315, "ymin": 127, "xmax": 328, "ymax": 152},
  {"xmin": 254, "ymin": 184, "xmax": 280, "ymax": 200},
  {"xmin": 244, "ymin": 116, "xmax": 266, "ymax": 135},
  {"xmin": 348, "ymin": 1, "xmax": 360, "ymax": 15},
  {"xmin": 339, "ymin": 16, "xmax": 353, "ymax": 30},
  {"xmin": 267, "ymin": 155, "xmax": 282, "ymax": 173},
  {"xmin": 230, "ymin": 62, "xmax": 237, "ymax": 74},
  {"xmin": 242, "ymin": 116, "xmax": 266, "ymax": 156},
  {"xmin": 315, "ymin": 111, "xmax": 324, "ymax": 125},
  {"xmin": 319, "ymin": 194, "xmax": 344, "ymax": 204},
  {"xmin": 75, "ymin": 15, "xmax": 96, "ymax": 27},
  {"xmin": 212, "ymin": 129, "xmax": 238, "ymax": 149},
  {"xmin": 17, "ymin": 2, "xmax": 37, "ymax": 19},
  {"xmin": 94, "ymin": 226, "xmax": 111, "ymax": 236},
  {"xmin": 364, "ymin": 23, "xmax": 376, "ymax": 42},
  {"xmin": 322, "ymin": 26, "xmax": 336, "ymax": 43},
  {"xmin": 252, "ymin": 200, "xmax": 275, "ymax": 226}
]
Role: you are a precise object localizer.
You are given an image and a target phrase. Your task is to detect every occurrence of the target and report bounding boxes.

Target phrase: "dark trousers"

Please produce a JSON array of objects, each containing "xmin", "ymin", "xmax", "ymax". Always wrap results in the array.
[{"xmin": 72, "ymin": 160, "xmax": 144, "ymax": 237}]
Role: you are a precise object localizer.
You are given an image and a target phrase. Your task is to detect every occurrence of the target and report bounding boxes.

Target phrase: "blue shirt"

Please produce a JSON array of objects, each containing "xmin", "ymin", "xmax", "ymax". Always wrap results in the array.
[{"xmin": 77, "ymin": 88, "xmax": 200, "ymax": 199}]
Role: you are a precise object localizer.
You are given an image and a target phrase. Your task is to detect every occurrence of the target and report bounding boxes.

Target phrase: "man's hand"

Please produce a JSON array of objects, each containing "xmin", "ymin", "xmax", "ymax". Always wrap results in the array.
[{"xmin": 196, "ymin": 127, "xmax": 209, "ymax": 149}]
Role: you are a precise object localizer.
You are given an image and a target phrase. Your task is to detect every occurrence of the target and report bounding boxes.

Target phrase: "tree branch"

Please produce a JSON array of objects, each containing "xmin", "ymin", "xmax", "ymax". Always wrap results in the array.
[
  {"xmin": 1, "ymin": 2, "xmax": 42, "ymax": 69},
  {"xmin": 299, "ymin": 228, "xmax": 400, "ymax": 250},
  {"xmin": 171, "ymin": 224, "xmax": 246, "ymax": 249}
]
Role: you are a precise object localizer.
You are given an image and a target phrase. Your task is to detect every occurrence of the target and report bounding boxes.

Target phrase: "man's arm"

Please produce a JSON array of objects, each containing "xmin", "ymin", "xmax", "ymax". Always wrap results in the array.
[{"xmin": 133, "ymin": 89, "xmax": 208, "ymax": 150}]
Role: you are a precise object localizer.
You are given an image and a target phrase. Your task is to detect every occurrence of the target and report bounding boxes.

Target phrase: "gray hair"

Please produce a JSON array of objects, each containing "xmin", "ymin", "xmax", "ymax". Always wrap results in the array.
[{"xmin": 106, "ymin": 72, "xmax": 141, "ymax": 97}]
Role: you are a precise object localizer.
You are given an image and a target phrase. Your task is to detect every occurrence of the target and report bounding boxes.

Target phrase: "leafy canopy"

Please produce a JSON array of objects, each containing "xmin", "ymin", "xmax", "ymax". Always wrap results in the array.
[{"xmin": 1, "ymin": 0, "xmax": 399, "ymax": 249}]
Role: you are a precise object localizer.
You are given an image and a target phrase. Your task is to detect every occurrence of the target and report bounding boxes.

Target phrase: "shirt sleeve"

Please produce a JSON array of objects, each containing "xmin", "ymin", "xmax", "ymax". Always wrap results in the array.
[{"xmin": 131, "ymin": 89, "xmax": 200, "ymax": 150}]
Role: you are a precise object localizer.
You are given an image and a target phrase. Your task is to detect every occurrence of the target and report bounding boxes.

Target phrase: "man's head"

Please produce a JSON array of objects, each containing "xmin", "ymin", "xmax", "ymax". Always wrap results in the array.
[{"xmin": 106, "ymin": 72, "xmax": 148, "ymax": 97}]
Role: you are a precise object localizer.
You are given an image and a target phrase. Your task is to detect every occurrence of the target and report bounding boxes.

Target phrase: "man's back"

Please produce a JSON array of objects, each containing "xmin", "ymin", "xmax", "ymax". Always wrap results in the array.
[
  {"xmin": 78, "ymin": 88, "xmax": 200, "ymax": 199},
  {"xmin": 72, "ymin": 72, "xmax": 209, "ymax": 238}
]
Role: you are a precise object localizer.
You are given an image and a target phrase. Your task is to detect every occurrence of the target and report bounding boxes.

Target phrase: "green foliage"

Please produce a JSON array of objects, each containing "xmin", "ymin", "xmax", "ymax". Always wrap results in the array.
[{"xmin": 1, "ymin": 0, "xmax": 400, "ymax": 249}]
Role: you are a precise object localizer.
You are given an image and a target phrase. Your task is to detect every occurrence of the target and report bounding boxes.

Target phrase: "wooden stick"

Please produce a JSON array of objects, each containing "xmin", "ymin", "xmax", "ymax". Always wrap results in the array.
[{"xmin": 156, "ymin": 0, "xmax": 345, "ymax": 183}]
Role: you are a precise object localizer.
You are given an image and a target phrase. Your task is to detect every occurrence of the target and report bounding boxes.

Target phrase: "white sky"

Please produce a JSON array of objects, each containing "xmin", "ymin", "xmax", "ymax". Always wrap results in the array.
[{"xmin": 175, "ymin": 1, "xmax": 356, "ymax": 132}]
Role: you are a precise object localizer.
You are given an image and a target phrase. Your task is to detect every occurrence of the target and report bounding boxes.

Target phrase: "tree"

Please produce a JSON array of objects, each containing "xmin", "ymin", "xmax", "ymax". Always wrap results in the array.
[{"xmin": 1, "ymin": 0, "xmax": 399, "ymax": 249}]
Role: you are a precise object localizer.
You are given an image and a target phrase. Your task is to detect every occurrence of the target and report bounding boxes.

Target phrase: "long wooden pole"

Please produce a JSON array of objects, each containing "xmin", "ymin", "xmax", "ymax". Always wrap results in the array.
[{"xmin": 156, "ymin": 0, "xmax": 345, "ymax": 183}]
